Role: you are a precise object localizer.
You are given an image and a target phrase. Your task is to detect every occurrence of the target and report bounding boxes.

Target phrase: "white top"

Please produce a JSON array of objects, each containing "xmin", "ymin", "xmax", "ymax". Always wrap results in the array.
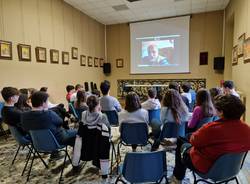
[
  {"xmin": 181, "ymin": 92, "xmax": 192, "ymax": 104},
  {"xmin": 141, "ymin": 98, "xmax": 161, "ymax": 110},
  {"xmin": 119, "ymin": 108, "xmax": 149, "ymax": 124}
]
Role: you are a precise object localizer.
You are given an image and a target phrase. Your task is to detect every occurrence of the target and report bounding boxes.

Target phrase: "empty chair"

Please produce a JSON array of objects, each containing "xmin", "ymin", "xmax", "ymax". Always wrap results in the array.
[
  {"xmin": 102, "ymin": 110, "xmax": 119, "ymax": 126},
  {"xmin": 192, "ymin": 152, "xmax": 248, "ymax": 184},
  {"xmin": 115, "ymin": 151, "xmax": 168, "ymax": 184}
]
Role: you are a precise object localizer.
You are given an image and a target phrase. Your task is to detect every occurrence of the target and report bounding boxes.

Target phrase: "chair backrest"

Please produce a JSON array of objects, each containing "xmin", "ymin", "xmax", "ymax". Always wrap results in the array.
[
  {"xmin": 120, "ymin": 122, "xmax": 148, "ymax": 145},
  {"xmin": 102, "ymin": 110, "xmax": 119, "ymax": 126},
  {"xmin": 202, "ymin": 152, "xmax": 248, "ymax": 182},
  {"xmin": 148, "ymin": 109, "xmax": 161, "ymax": 124},
  {"xmin": 122, "ymin": 151, "xmax": 167, "ymax": 183},
  {"xmin": 75, "ymin": 108, "xmax": 85, "ymax": 120},
  {"xmin": 8, "ymin": 125, "xmax": 30, "ymax": 145},
  {"xmin": 68, "ymin": 102, "xmax": 78, "ymax": 119},
  {"xmin": 160, "ymin": 122, "xmax": 186, "ymax": 140},
  {"xmin": 29, "ymin": 129, "xmax": 62, "ymax": 152},
  {"xmin": 196, "ymin": 116, "xmax": 219, "ymax": 130},
  {"xmin": 0, "ymin": 102, "xmax": 4, "ymax": 119}
]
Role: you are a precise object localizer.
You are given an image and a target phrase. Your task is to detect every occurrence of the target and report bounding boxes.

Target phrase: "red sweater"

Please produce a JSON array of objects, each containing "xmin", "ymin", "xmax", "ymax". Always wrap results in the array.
[{"xmin": 189, "ymin": 119, "xmax": 250, "ymax": 173}]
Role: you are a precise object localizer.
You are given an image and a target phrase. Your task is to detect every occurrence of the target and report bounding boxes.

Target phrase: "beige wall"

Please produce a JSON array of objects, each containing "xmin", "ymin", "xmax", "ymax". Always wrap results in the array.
[
  {"xmin": 106, "ymin": 11, "xmax": 224, "ymax": 97},
  {"xmin": 225, "ymin": 0, "xmax": 250, "ymax": 122},
  {"xmin": 0, "ymin": 0, "xmax": 105, "ymax": 104}
]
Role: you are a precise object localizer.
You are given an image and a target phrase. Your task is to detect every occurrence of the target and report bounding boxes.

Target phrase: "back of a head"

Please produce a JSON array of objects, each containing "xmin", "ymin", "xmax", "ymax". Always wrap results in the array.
[
  {"xmin": 15, "ymin": 93, "xmax": 29, "ymax": 109},
  {"xmin": 214, "ymin": 94, "xmax": 245, "ymax": 120},
  {"xmin": 75, "ymin": 84, "xmax": 83, "ymax": 91},
  {"xmin": 19, "ymin": 88, "xmax": 29, "ymax": 95},
  {"xmin": 148, "ymin": 88, "xmax": 157, "ymax": 98},
  {"xmin": 1, "ymin": 87, "xmax": 19, "ymax": 102},
  {"xmin": 169, "ymin": 82, "xmax": 179, "ymax": 92},
  {"xmin": 125, "ymin": 92, "xmax": 141, "ymax": 113},
  {"xmin": 181, "ymin": 82, "xmax": 191, "ymax": 93},
  {"xmin": 40, "ymin": 87, "xmax": 48, "ymax": 92},
  {"xmin": 31, "ymin": 91, "xmax": 49, "ymax": 108},
  {"xmin": 223, "ymin": 80, "xmax": 234, "ymax": 89},
  {"xmin": 196, "ymin": 88, "xmax": 216, "ymax": 116},
  {"xmin": 76, "ymin": 90, "xmax": 86, "ymax": 103},
  {"xmin": 66, "ymin": 85, "xmax": 74, "ymax": 93},
  {"xmin": 87, "ymin": 95, "xmax": 99, "ymax": 112},
  {"xmin": 209, "ymin": 87, "xmax": 222, "ymax": 100},
  {"xmin": 100, "ymin": 81, "xmax": 110, "ymax": 95}
]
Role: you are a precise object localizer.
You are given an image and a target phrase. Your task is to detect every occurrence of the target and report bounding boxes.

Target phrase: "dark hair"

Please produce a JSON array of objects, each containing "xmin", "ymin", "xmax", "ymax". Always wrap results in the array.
[
  {"xmin": 87, "ymin": 95, "xmax": 99, "ymax": 112},
  {"xmin": 181, "ymin": 82, "xmax": 191, "ymax": 93},
  {"xmin": 28, "ymin": 88, "xmax": 37, "ymax": 96},
  {"xmin": 76, "ymin": 90, "xmax": 86, "ymax": 108},
  {"xmin": 75, "ymin": 84, "xmax": 83, "ymax": 91},
  {"xmin": 92, "ymin": 89, "xmax": 101, "ymax": 97},
  {"xmin": 125, "ymin": 92, "xmax": 141, "ymax": 113},
  {"xmin": 214, "ymin": 95, "xmax": 245, "ymax": 119},
  {"xmin": 100, "ymin": 81, "xmax": 110, "ymax": 95},
  {"xmin": 162, "ymin": 89, "xmax": 188, "ymax": 124},
  {"xmin": 40, "ymin": 87, "xmax": 48, "ymax": 92},
  {"xmin": 223, "ymin": 80, "xmax": 234, "ymax": 89},
  {"xmin": 15, "ymin": 93, "xmax": 31, "ymax": 111},
  {"xmin": 209, "ymin": 87, "xmax": 222, "ymax": 103},
  {"xmin": 196, "ymin": 89, "xmax": 216, "ymax": 117},
  {"xmin": 19, "ymin": 88, "xmax": 29, "ymax": 95},
  {"xmin": 66, "ymin": 85, "xmax": 74, "ymax": 93},
  {"xmin": 168, "ymin": 82, "xmax": 180, "ymax": 92},
  {"xmin": 148, "ymin": 88, "xmax": 157, "ymax": 98},
  {"xmin": 31, "ymin": 91, "xmax": 49, "ymax": 108},
  {"xmin": 1, "ymin": 87, "xmax": 19, "ymax": 102}
]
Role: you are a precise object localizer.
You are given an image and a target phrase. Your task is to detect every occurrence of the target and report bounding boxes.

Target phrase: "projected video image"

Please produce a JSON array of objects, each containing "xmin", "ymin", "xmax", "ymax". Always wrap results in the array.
[{"xmin": 141, "ymin": 39, "xmax": 174, "ymax": 66}]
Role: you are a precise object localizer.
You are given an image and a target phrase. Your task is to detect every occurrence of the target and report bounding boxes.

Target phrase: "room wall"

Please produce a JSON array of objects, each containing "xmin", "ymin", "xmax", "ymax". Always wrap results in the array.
[
  {"xmin": 225, "ymin": 0, "xmax": 250, "ymax": 122},
  {"xmin": 0, "ymin": 0, "xmax": 105, "ymax": 104},
  {"xmin": 106, "ymin": 11, "xmax": 224, "ymax": 98}
]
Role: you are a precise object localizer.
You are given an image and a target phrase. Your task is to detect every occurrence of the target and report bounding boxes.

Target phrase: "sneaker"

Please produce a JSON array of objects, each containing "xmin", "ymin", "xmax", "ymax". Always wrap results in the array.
[{"xmin": 169, "ymin": 175, "xmax": 182, "ymax": 184}]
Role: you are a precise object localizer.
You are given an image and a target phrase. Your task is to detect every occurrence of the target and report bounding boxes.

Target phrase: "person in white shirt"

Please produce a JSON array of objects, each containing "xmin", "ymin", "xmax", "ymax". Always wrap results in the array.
[
  {"xmin": 141, "ymin": 88, "xmax": 161, "ymax": 110},
  {"xmin": 70, "ymin": 84, "xmax": 84, "ymax": 102},
  {"xmin": 222, "ymin": 80, "xmax": 240, "ymax": 98}
]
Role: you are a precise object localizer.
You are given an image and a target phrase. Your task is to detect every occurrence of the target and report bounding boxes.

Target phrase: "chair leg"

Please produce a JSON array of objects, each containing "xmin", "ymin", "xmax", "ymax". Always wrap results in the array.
[
  {"xmin": 27, "ymin": 152, "xmax": 35, "ymax": 182},
  {"xmin": 35, "ymin": 151, "xmax": 48, "ymax": 168},
  {"xmin": 115, "ymin": 175, "xmax": 126, "ymax": 184},
  {"xmin": 12, "ymin": 145, "xmax": 21, "ymax": 165},
  {"xmin": 22, "ymin": 148, "xmax": 32, "ymax": 176},
  {"xmin": 116, "ymin": 142, "xmax": 121, "ymax": 174},
  {"xmin": 235, "ymin": 176, "xmax": 239, "ymax": 184},
  {"xmin": 59, "ymin": 151, "xmax": 68, "ymax": 183}
]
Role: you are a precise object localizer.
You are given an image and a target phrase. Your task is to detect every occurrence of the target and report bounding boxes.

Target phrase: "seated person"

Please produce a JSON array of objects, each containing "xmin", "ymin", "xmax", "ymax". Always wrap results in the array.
[
  {"xmin": 171, "ymin": 94, "xmax": 250, "ymax": 183},
  {"xmin": 119, "ymin": 92, "xmax": 149, "ymax": 152},
  {"xmin": 141, "ymin": 88, "xmax": 161, "ymax": 110},
  {"xmin": 209, "ymin": 87, "xmax": 222, "ymax": 104},
  {"xmin": 181, "ymin": 82, "xmax": 192, "ymax": 111},
  {"xmin": 40, "ymin": 87, "xmax": 58, "ymax": 108},
  {"xmin": 21, "ymin": 91, "xmax": 77, "ymax": 146},
  {"xmin": 74, "ymin": 90, "xmax": 88, "ymax": 120},
  {"xmin": 66, "ymin": 85, "xmax": 75, "ymax": 103},
  {"xmin": 100, "ymin": 81, "xmax": 121, "ymax": 112},
  {"xmin": 222, "ymin": 80, "xmax": 240, "ymax": 98},
  {"xmin": 15, "ymin": 93, "xmax": 32, "ymax": 112},
  {"xmin": 1, "ymin": 87, "xmax": 27, "ymax": 135},
  {"xmin": 70, "ymin": 84, "xmax": 84, "ymax": 102}
]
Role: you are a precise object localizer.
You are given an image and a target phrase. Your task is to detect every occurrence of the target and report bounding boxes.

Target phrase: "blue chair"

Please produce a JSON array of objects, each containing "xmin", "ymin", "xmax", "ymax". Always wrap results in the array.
[
  {"xmin": 192, "ymin": 152, "xmax": 248, "ymax": 184},
  {"xmin": 196, "ymin": 116, "xmax": 219, "ymax": 130},
  {"xmin": 115, "ymin": 151, "xmax": 168, "ymax": 184},
  {"xmin": 159, "ymin": 121, "xmax": 187, "ymax": 140},
  {"xmin": 0, "ymin": 102, "xmax": 8, "ymax": 140},
  {"xmin": 148, "ymin": 109, "xmax": 161, "ymax": 124},
  {"xmin": 75, "ymin": 108, "xmax": 85, "ymax": 120},
  {"xmin": 27, "ymin": 129, "xmax": 72, "ymax": 183},
  {"xmin": 102, "ymin": 110, "xmax": 119, "ymax": 126},
  {"xmin": 68, "ymin": 102, "xmax": 79, "ymax": 120}
]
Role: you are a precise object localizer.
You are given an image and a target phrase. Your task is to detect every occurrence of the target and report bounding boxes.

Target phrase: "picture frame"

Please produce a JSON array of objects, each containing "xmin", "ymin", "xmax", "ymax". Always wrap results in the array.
[
  {"xmin": 0, "ymin": 40, "xmax": 12, "ymax": 60},
  {"xmin": 80, "ymin": 55, "xmax": 86, "ymax": 66},
  {"xmin": 62, "ymin": 51, "xmax": 69, "ymax": 65},
  {"xmin": 232, "ymin": 45, "xmax": 238, "ymax": 65},
  {"xmin": 50, "ymin": 49, "xmax": 59, "ymax": 64},
  {"xmin": 238, "ymin": 33, "xmax": 245, "ymax": 57},
  {"xmin": 199, "ymin": 52, "xmax": 208, "ymax": 65},
  {"xmin": 99, "ymin": 58, "xmax": 104, "ymax": 67},
  {"xmin": 94, "ymin": 57, "xmax": 99, "ymax": 67},
  {"xmin": 72, "ymin": 47, "xmax": 78, "ymax": 59},
  {"xmin": 17, "ymin": 44, "xmax": 31, "ymax": 61},
  {"xmin": 35, "ymin": 47, "xmax": 47, "ymax": 63},
  {"xmin": 116, "ymin": 58, "xmax": 124, "ymax": 68},
  {"xmin": 88, "ymin": 56, "xmax": 93, "ymax": 67},
  {"xmin": 243, "ymin": 37, "xmax": 250, "ymax": 63}
]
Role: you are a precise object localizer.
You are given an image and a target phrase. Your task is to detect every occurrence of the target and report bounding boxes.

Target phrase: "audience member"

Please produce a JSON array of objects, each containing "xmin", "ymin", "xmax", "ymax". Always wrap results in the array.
[
  {"xmin": 171, "ymin": 95, "xmax": 250, "ymax": 183},
  {"xmin": 222, "ymin": 80, "xmax": 240, "ymax": 98},
  {"xmin": 40, "ymin": 87, "xmax": 48, "ymax": 92},
  {"xmin": 70, "ymin": 84, "xmax": 84, "ymax": 102},
  {"xmin": 141, "ymin": 88, "xmax": 161, "ymax": 110},
  {"xmin": 100, "ymin": 81, "xmax": 121, "ymax": 112},
  {"xmin": 181, "ymin": 82, "xmax": 192, "ymax": 105},
  {"xmin": 74, "ymin": 90, "xmax": 88, "ymax": 120},
  {"xmin": 92, "ymin": 89, "xmax": 101, "ymax": 98},
  {"xmin": 19, "ymin": 88, "xmax": 29, "ymax": 95},
  {"xmin": 15, "ymin": 93, "xmax": 32, "ymax": 112},
  {"xmin": 21, "ymin": 91, "xmax": 77, "ymax": 146},
  {"xmin": 66, "ymin": 85, "xmax": 75, "ymax": 102},
  {"xmin": 209, "ymin": 87, "xmax": 222, "ymax": 104}
]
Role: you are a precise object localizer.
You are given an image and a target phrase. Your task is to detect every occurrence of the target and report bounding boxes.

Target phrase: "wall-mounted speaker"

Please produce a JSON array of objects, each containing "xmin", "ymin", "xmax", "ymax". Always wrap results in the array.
[
  {"xmin": 103, "ymin": 63, "xmax": 111, "ymax": 74},
  {"xmin": 214, "ymin": 57, "xmax": 225, "ymax": 70}
]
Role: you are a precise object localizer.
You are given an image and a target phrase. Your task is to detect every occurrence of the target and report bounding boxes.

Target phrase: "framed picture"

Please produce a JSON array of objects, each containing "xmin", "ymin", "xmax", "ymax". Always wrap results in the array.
[
  {"xmin": 238, "ymin": 33, "xmax": 245, "ymax": 57},
  {"xmin": 99, "ymin": 58, "xmax": 104, "ymax": 67},
  {"xmin": 62, "ymin": 51, "xmax": 69, "ymax": 65},
  {"xmin": 199, "ymin": 52, "xmax": 208, "ymax": 65},
  {"xmin": 35, "ymin": 47, "xmax": 46, "ymax": 63},
  {"xmin": 94, "ymin": 57, "xmax": 99, "ymax": 67},
  {"xmin": 0, "ymin": 40, "xmax": 12, "ymax": 60},
  {"xmin": 232, "ymin": 45, "xmax": 238, "ymax": 65},
  {"xmin": 116, "ymin": 58, "xmax": 124, "ymax": 68},
  {"xmin": 72, "ymin": 47, "xmax": 78, "ymax": 59},
  {"xmin": 243, "ymin": 37, "xmax": 250, "ymax": 63},
  {"xmin": 17, "ymin": 44, "xmax": 31, "ymax": 61},
  {"xmin": 50, "ymin": 49, "xmax": 59, "ymax": 64},
  {"xmin": 88, "ymin": 56, "xmax": 93, "ymax": 67},
  {"xmin": 80, "ymin": 55, "xmax": 86, "ymax": 66}
]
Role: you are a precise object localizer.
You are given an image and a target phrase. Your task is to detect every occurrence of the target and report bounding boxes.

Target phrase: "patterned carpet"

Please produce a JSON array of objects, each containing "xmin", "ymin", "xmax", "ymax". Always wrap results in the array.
[{"xmin": 0, "ymin": 127, "xmax": 249, "ymax": 184}]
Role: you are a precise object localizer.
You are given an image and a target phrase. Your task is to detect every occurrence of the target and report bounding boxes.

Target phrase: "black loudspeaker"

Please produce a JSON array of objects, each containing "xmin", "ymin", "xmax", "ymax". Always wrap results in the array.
[
  {"xmin": 84, "ymin": 82, "xmax": 89, "ymax": 92},
  {"xmin": 103, "ymin": 63, "xmax": 111, "ymax": 74},
  {"xmin": 214, "ymin": 57, "xmax": 225, "ymax": 70}
]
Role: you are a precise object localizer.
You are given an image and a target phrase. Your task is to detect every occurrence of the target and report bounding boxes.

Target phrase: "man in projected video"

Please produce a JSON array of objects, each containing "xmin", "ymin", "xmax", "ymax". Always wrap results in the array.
[{"xmin": 142, "ymin": 44, "xmax": 169, "ymax": 66}]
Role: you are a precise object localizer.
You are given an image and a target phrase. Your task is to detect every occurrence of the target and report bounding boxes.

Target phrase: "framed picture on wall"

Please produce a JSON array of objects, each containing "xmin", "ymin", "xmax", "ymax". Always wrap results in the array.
[
  {"xmin": 35, "ymin": 47, "xmax": 46, "ymax": 63},
  {"xmin": 88, "ymin": 56, "xmax": 93, "ymax": 67},
  {"xmin": 99, "ymin": 58, "xmax": 104, "ymax": 67},
  {"xmin": 238, "ymin": 33, "xmax": 245, "ymax": 57},
  {"xmin": 72, "ymin": 47, "xmax": 78, "ymax": 59},
  {"xmin": 116, "ymin": 58, "xmax": 124, "ymax": 68},
  {"xmin": 0, "ymin": 40, "xmax": 12, "ymax": 60},
  {"xmin": 62, "ymin": 51, "xmax": 69, "ymax": 65},
  {"xmin": 50, "ymin": 49, "xmax": 59, "ymax": 64},
  {"xmin": 94, "ymin": 57, "xmax": 99, "ymax": 67},
  {"xmin": 80, "ymin": 55, "xmax": 86, "ymax": 66},
  {"xmin": 199, "ymin": 52, "xmax": 208, "ymax": 65},
  {"xmin": 17, "ymin": 44, "xmax": 31, "ymax": 61},
  {"xmin": 232, "ymin": 45, "xmax": 238, "ymax": 65},
  {"xmin": 243, "ymin": 37, "xmax": 250, "ymax": 63}
]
